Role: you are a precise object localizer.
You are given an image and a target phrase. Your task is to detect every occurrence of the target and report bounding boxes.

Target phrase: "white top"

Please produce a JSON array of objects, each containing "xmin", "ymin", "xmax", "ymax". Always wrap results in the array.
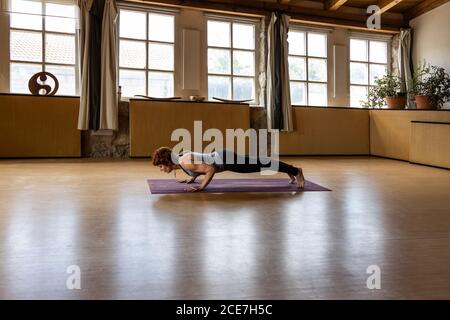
[{"xmin": 177, "ymin": 151, "xmax": 223, "ymax": 177}]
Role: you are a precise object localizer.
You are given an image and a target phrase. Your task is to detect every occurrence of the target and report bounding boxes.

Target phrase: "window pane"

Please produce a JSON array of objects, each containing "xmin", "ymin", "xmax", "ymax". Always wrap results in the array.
[
  {"xmin": 10, "ymin": 63, "xmax": 42, "ymax": 93},
  {"xmin": 119, "ymin": 69, "xmax": 146, "ymax": 97},
  {"xmin": 288, "ymin": 56, "xmax": 306, "ymax": 81},
  {"xmin": 148, "ymin": 43, "xmax": 174, "ymax": 71},
  {"xmin": 350, "ymin": 39, "xmax": 368, "ymax": 62},
  {"xmin": 208, "ymin": 48, "xmax": 231, "ymax": 74},
  {"xmin": 46, "ymin": 3, "xmax": 75, "ymax": 18},
  {"xmin": 350, "ymin": 86, "xmax": 368, "ymax": 108},
  {"xmin": 45, "ymin": 34, "xmax": 75, "ymax": 64},
  {"xmin": 350, "ymin": 62, "xmax": 368, "ymax": 85},
  {"xmin": 290, "ymin": 82, "xmax": 306, "ymax": 105},
  {"xmin": 11, "ymin": 13, "xmax": 42, "ymax": 30},
  {"xmin": 45, "ymin": 65, "xmax": 76, "ymax": 95},
  {"xmin": 308, "ymin": 83, "xmax": 327, "ymax": 106},
  {"xmin": 149, "ymin": 13, "xmax": 174, "ymax": 42},
  {"xmin": 208, "ymin": 75, "xmax": 231, "ymax": 100},
  {"xmin": 233, "ymin": 77, "xmax": 254, "ymax": 101},
  {"xmin": 120, "ymin": 10, "xmax": 146, "ymax": 40},
  {"xmin": 208, "ymin": 20, "xmax": 230, "ymax": 48},
  {"xmin": 119, "ymin": 40, "xmax": 146, "ymax": 68},
  {"xmin": 45, "ymin": 16, "xmax": 76, "ymax": 33},
  {"xmin": 233, "ymin": 23, "xmax": 254, "ymax": 50},
  {"xmin": 10, "ymin": 30, "xmax": 42, "ymax": 62},
  {"xmin": 308, "ymin": 33, "xmax": 327, "ymax": 57},
  {"xmin": 288, "ymin": 31, "xmax": 305, "ymax": 55},
  {"xmin": 308, "ymin": 58, "xmax": 327, "ymax": 82},
  {"xmin": 45, "ymin": 3, "xmax": 76, "ymax": 33},
  {"xmin": 370, "ymin": 41, "xmax": 387, "ymax": 63},
  {"xmin": 148, "ymin": 72, "xmax": 174, "ymax": 97},
  {"xmin": 233, "ymin": 50, "xmax": 254, "ymax": 76},
  {"xmin": 11, "ymin": 0, "xmax": 41, "ymax": 14},
  {"xmin": 370, "ymin": 64, "xmax": 387, "ymax": 85}
]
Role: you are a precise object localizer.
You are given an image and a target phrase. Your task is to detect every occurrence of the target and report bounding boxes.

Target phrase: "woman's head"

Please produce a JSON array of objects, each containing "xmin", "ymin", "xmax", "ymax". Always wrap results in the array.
[{"xmin": 152, "ymin": 147, "xmax": 177, "ymax": 173}]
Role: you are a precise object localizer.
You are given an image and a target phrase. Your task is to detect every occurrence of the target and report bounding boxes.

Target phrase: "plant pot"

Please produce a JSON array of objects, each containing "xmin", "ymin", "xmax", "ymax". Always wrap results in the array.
[
  {"xmin": 385, "ymin": 96, "xmax": 407, "ymax": 109},
  {"xmin": 415, "ymin": 95, "xmax": 435, "ymax": 109}
]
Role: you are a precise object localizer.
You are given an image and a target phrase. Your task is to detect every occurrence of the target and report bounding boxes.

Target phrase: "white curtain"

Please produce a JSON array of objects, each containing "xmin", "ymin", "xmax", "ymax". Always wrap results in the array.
[
  {"xmin": 77, "ymin": 0, "xmax": 118, "ymax": 130},
  {"xmin": 266, "ymin": 12, "xmax": 293, "ymax": 132},
  {"xmin": 77, "ymin": 0, "xmax": 92, "ymax": 130},
  {"xmin": 398, "ymin": 28, "xmax": 413, "ymax": 108},
  {"xmin": 99, "ymin": 0, "xmax": 118, "ymax": 130}
]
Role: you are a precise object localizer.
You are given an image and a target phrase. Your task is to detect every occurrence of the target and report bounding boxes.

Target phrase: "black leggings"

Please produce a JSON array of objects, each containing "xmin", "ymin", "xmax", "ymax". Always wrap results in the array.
[{"xmin": 218, "ymin": 150, "xmax": 299, "ymax": 176}]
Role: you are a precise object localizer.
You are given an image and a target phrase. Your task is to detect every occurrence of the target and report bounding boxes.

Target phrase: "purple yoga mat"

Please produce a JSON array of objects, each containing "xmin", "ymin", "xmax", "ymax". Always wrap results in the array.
[{"xmin": 147, "ymin": 178, "xmax": 331, "ymax": 194}]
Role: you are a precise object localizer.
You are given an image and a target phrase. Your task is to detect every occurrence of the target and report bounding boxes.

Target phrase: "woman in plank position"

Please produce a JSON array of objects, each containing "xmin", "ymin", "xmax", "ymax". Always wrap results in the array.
[{"xmin": 152, "ymin": 147, "xmax": 305, "ymax": 192}]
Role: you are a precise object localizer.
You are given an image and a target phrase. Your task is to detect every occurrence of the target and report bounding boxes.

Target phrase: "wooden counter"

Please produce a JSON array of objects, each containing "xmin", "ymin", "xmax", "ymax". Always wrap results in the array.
[
  {"xmin": 129, "ymin": 99, "xmax": 250, "ymax": 157},
  {"xmin": 0, "ymin": 94, "xmax": 81, "ymax": 157}
]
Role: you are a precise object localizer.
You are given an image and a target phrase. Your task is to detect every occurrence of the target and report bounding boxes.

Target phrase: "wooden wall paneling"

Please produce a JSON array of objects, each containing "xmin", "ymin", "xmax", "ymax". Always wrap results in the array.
[
  {"xmin": 279, "ymin": 107, "xmax": 370, "ymax": 155},
  {"xmin": 0, "ymin": 94, "xmax": 81, "ymax": 157},
  {"xmin": 369, "ymin": 110, "xmax": 450, "ymax": 161},
  {"xmin": 129, "ymin": 100, "xmax": 250, "ymax": 157},
  {"xmin": 410, "ymin": 121, "xmax": 450, "ymax": 169}
]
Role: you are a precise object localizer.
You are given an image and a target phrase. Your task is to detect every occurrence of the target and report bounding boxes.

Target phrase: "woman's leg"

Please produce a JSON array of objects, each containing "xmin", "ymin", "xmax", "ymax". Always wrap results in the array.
[
  {"xmin": 221, "ymin": 150, "xmax": 305, "ymax": 188},
  {"xmin": 270, "ymin": 160, "xmax": 304, "ymax": 188}
]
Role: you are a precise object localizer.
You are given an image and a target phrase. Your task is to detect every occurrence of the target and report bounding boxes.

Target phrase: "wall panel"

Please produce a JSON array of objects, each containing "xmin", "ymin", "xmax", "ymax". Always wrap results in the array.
[
  {"xmin": 129, "ymin": 99, "xmax": 250, "ymax": 157},
  {"xmin": 410, "ymin": 121, "xmax": 450, "ymax": 169},
  {"xmin": 279, "ymin": 107, "xmax": 370, "ymax": 155},
  {"xmin": 0, "ymin": 94, "xmax": 81, "ymax": 157},
  {"xmin": 370, "ymin": 110, "xmax": 450, "ymax": 160}
]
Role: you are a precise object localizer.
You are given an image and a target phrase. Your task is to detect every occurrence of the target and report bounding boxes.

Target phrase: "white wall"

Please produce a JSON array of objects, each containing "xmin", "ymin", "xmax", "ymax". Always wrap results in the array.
[
  {"xmin": 175, "ymin": 8, "xmax": 207, "ymax": 99},
  {"xmin": 326, "ymin": 28, "xmax": 349, "ymax": 107},
  {"xmin": 410, "ymin": 2, "xmax": 450, "ymax": 108},
  {"xmin": 410, "ymin": 2, "xmax": 450, "ymax": 72}
]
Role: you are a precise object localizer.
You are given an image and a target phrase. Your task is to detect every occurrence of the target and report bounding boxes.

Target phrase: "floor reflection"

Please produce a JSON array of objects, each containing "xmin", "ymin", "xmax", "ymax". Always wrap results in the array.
[{"xmin": 1, "ymin": 158, "xmax": 450, "ymax": 299}]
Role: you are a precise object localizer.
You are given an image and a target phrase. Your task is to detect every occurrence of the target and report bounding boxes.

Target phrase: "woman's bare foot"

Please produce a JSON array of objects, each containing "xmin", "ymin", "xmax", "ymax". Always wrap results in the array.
[{"xmin": 296, "ymin": 168, "xmax": 305, "ymax": 189}]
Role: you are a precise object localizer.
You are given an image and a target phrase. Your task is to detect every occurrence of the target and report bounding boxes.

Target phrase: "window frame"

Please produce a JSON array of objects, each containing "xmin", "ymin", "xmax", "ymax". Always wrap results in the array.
[
  {"xmin": 8, "ymin": 0, "xmax": 79, "ymax": 95},
  {"xmin": 288, "ymin": 26, "xmax": 329, "ymax": 107},
  {"xmin": 117, "ymin": 6, "xmax": 177, "ymax": 98},
  {"xmin": 205, "ymin": 14, "xmax": 260, "ymax": 105},
  {"xmin": 348, "ymin": 34, "xmax": 392, "ymax": 108}
]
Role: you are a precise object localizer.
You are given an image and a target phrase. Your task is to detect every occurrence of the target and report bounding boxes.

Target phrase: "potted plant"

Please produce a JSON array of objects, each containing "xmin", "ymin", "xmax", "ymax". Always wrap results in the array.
[
  {"xmin": 410, "ymin": 63, "xmax": 450, "ymax": 109},
  {"xmin": 361, "ymin": 73, "xmax": 407, "ymax": 109}
]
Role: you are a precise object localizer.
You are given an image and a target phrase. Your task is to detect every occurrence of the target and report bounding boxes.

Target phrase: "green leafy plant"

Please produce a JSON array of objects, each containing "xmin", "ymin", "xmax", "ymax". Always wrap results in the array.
[
  {"xmin": 361, "ymin": 73, "xmax": 405, "ymax": 108},
  {"xmin": 409, "ymin": 62, "xmax": 450, "ymax": 108},
  {"xmin": 409, "ymin": 61, "xmax": 430, "ymax": 96}
]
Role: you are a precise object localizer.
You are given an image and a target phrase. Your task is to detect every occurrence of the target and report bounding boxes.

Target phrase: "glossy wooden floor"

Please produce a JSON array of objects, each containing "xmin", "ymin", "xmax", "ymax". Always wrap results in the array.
[{"xmin": 0, "ymin": 157, "xmax": 450, "ymax": 299}]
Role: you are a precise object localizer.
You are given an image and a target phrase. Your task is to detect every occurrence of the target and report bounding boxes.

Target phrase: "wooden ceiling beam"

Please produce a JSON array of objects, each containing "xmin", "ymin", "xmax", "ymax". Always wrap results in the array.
[
  {"xmin": 325, "ymin": 0, "xmax": 348, "ymax": 11},
  {"xmin": 377, "ymin": 0, "xmax": 404, "ymax": 14}
]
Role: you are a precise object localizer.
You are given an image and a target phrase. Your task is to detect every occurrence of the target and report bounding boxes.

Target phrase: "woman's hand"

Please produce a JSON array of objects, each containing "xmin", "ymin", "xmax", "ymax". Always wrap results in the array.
[
  {"xmin": 177, "ymin": 178, "xmax": 195, "ymax": 184},
  {"xmin": 186, "ymin": 186, "xmax": 203, "ymax": 192},
  {"xmin": 180, "ymin": 162, "xmax": 216, "ymax": 192}
]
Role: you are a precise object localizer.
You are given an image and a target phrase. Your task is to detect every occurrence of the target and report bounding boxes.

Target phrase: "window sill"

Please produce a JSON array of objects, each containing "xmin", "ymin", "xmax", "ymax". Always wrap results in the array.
[
  {"xmin": 291, "ymin": 105, "xmax": 450, "ymax": 111},
  {"xmin": 0, "ymin": 92, "xmax": 80, "ymax": 99}
]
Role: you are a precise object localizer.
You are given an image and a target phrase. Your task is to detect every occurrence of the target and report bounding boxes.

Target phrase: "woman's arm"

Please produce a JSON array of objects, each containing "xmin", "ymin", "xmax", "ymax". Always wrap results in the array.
[
  {"xmin": 182, "ymin": 163, "xmax": 216, "ymax": 192},
  {"xmin": 177, "ymin": 176, "xmax": 197, "ymax": 184}
]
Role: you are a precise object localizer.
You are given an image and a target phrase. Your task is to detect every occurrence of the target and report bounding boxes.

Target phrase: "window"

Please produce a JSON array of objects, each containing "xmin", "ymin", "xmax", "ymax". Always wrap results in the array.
[
  {"xmin": 288, "ymin": 30, "xmax": 328, "ymax": 106},
  {"xmin": 118, "ymin": 9, "xmax": 175, "ymax": 98},
  {"xmin": 207, "ymin": 18, "xmax": 257, "ymax": 103},
  {"xmin": 350, "ymin": 38, "xmax": 389, "ymax": 107},
  {"xmin": 9, "ymin": 0, "xmax": 78, "ymax": 95}
]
